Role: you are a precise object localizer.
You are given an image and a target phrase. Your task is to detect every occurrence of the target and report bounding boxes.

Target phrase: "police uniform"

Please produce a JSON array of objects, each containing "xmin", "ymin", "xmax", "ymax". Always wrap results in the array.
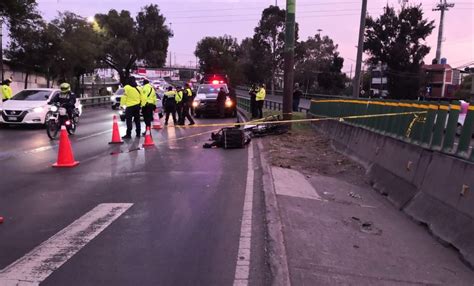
[
  {"xmin": 121, "ymin": 85, "xmax": 145, "ymax": 137},
  {"xmin": 1, "ymin": 80, "xmax": 13, "ymax": 101},
  {"xmin": 142, "ymin": 83, "xmax": 157, "ymax": 131},
  {"xmin": 180, "ymin": 86, "xmax": 195, "ymax": 125},
  {"xmin": 255, "ymin": 85, "xmax": 266, "ymax": 119},
  {"xmin": 163, "ymin": 89, "xmax": 177, "ymax": 125},
  {"xmin": 175, "ymin": 88, "xmax": 184, "ymax": 125}
]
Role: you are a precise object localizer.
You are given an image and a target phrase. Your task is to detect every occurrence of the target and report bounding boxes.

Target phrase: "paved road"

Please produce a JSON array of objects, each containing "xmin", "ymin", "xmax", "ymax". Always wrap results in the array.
[
  {"xmin": 0, "ymin": 107, "xmax": 267, "ymax": 285},
  {"xmin": 235, "ymin": 89, "xmax": 312, "ymax": 110}
]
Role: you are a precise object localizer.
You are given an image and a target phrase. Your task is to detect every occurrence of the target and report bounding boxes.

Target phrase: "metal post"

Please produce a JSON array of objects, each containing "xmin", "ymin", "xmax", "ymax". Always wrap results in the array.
[
  {"xmin": 283, "ymin": 0, "xmax": 296, "ymax": 122},
  {"xmin": 433, "ymin": 0, "xmax": 454, "ymax": 63},
  {"xmin": 352, "ymin": 0, "xmax": 368, "ymax": 98}
]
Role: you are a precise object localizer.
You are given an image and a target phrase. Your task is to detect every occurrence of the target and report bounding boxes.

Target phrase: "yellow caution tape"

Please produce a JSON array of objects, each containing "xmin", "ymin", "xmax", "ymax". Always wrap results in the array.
[{"xmin": 166, "ymin": 110, "xmax": 428, "ymax": 129}]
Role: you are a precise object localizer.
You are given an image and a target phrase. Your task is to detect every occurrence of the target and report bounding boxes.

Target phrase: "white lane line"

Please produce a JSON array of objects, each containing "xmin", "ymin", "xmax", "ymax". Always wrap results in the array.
[
  {"xmin": 233, "ymin": 142, "xmax": 254, "ymax": 286},
  {"xmin": 0, "ymin": 203, "xmax": 133, "ymax": 286}
]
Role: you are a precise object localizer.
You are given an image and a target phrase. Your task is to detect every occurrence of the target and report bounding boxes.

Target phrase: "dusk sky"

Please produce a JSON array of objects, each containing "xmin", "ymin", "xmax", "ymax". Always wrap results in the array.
[{"xmin": 11, "ymin": 0, "xmax": 474, "ymax": 73}]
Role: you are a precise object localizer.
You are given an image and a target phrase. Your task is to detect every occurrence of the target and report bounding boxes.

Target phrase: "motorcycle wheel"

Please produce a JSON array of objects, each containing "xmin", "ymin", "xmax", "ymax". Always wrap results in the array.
[
  {"xmin": 46, "ymin": 119, "xmax": 60, "ymax": 140},
  {"xmin": 67, "ymin": 117, "xmax": 77, "ymax": 135}
]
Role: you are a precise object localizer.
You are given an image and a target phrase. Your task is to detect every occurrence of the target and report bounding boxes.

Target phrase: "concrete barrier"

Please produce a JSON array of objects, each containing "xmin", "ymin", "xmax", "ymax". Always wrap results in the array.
[{"xmin": 313, "ymin": 119, "xmax": 474, "ymax": 267}]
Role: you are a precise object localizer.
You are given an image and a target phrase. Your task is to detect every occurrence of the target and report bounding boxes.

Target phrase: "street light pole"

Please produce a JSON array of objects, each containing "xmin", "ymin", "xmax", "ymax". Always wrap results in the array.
[
  {"xmin": 352, "ymin": 0, "xmax": 368, "ymax": 98},
  {"xmin": 283, "ymin": 0, "xmax": 296, "ymax": 122}
]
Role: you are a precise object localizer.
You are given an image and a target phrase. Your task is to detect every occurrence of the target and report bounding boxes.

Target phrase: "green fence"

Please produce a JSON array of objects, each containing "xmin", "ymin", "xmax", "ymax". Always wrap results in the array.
[{"xmin": 309, "ymin": 99, "xmax": 474, "ymax": 162}]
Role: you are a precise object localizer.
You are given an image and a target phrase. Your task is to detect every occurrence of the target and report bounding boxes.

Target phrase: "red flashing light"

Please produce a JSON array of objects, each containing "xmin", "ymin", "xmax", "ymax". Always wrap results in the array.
[{"xmin": 65, "ymin": 120, "xmax": 71, "ymax": 126}]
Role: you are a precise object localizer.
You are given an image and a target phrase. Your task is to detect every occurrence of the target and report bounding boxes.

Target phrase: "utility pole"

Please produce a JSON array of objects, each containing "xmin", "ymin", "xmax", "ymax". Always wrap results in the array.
[
  {"xmin": 352, "ymin": 0, "xmax": 368, "ymax": 98},
  {"xmin": 283, "ymin": 0, "xmax": 296, "ymax": 121},
  {"xmin": 433, "ymin": 0, "xmax": 454, "ymax": 63}
]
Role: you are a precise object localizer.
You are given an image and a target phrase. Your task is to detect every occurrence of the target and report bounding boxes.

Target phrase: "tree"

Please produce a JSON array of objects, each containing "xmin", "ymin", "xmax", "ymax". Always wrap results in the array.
[
  {"xmin": 194, "ymin": 35, "xmax": 243, "ymax": 85},
  {"xmin": 364, "ymin": 5, "xmax": 435, "ymax": 99},
  {"xmin": 252, "ymin": 5, "xmax": 287, "ymax": 94},
  {"xmin": 50, "ymin": 12, "xmax": 102, "ymax": 92},
  {"xmin": 95, "ymin": 5, "xmax": 172, "ymax": 85},
  {"xmin": 0, "ymin": 0, "xmax": 37, "ymax": 23},
  {"xmin": 295, "ymin": 34, "xmax": 346, "ymax": 94}
]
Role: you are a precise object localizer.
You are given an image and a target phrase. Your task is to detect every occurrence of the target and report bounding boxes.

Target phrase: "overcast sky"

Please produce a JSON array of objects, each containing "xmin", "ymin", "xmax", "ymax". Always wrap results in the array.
[{"xmin": 11, "ymin": 0, "xmax": 474, "ymax": 73}]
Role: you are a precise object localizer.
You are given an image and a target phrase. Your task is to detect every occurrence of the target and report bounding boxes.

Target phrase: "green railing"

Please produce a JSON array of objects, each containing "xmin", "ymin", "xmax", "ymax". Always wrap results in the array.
[{"xmin": 309, "ymin": 99, "xmax": 474, "ymax": 162}]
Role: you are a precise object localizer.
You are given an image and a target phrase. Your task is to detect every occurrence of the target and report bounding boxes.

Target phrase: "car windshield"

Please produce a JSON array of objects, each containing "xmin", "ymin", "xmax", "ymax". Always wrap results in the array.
[
  {"xmin": 115, "ymin": 88, "xmax": 124, "ymax": 95},
  {"xmin": 198, "ymin": 85, "xmax": 228, "ymax": 94},
  {"xmin": 12, "ymin": 90, "xmax": 51, "ymax": 101}
]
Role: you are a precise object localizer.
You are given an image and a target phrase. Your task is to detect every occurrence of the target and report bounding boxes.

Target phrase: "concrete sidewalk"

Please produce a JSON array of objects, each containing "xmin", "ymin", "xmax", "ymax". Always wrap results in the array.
[{"xmin": 260, "ymin": 147, "xmax": 474, "ymax": 285}]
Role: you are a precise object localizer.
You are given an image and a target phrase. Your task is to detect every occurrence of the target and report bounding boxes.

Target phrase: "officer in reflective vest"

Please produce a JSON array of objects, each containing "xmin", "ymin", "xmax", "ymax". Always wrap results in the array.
[
  {"xmin": 1, "ymin": 78, "xmax": 13, "ymax": 102},
  {"xmin": 120, "ymin": 76, "xmax": 145, "ymax": 139},
  {"xmin": 163, "ymin": 86, "xmax": 177, "ymax": 125},
  {"xmin": 255, "ymin": 83, "xmax": 266, "ymax": 119},
  {"xmin": 180, "ymin": 83, "xmax": 195, "ymax": 125},
  {"xmin": 141, "ymin": 79, "xmax": 157, "ymax": 135},
  {"xmin": 175, "ymin": 86, "xmax": 184, "ymax": 125}
]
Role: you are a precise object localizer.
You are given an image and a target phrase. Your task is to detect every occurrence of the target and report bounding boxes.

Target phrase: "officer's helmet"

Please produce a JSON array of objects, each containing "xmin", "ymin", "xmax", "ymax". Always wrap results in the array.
[{"xmin": 60, "ymin": 83, "xmax": 71, "ymax": 94}]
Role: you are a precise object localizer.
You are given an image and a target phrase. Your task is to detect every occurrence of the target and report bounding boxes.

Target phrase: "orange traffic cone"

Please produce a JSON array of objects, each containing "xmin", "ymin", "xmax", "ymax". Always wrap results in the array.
[
  {"xmin": 52, "ymin": 125, "xmax": 80, "ymax": 168},
  {"xmin": 109, "ymin": 115, "xmax": 124, "ymax": 144},
  {"xmin": 142, "ymin": 127, "xmax": 155, "ymax": 147},
  {"xmin": 152, "ymin": 109, "xmax": 162, "ymax": 130}
]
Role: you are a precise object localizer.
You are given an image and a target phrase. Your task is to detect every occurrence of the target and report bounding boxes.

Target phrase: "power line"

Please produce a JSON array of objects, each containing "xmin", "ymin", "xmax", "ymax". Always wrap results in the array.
[{"xmin": 171, "ymin": 13, "xmax": 360, "ymax": 25}]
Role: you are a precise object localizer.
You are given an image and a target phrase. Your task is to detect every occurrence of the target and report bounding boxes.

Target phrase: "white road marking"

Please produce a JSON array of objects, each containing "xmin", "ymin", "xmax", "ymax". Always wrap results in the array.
[
  {"xmin": 272, "ymin": 167, "xmax": 322, "ymax": 200},
  {"xmin": 233, "ymin": 143, "xmax": 254, "ymax": 286},
  {"xmin": 0, "ymin": 203, "xmax": 133, "ymax": 286}
]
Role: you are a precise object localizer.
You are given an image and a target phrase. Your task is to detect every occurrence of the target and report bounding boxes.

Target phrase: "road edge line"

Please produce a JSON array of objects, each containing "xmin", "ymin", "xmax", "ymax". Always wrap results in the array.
[{"xmin": 257, "ymin": 140, "xmax": 291, "ymax": 286}]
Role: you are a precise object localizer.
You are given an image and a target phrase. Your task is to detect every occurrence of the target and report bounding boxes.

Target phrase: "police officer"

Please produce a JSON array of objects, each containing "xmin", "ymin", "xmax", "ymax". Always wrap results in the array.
[
  {"xmin": 50, "ymin": 82, "xmax": 77, "ymax": 120},
  {"xmin": 175, "ymin": 86, "xmax": 184, "ymax": 125},
  {"xmin": 217, "ymin": 87, "xmax": 227, "ymax": 118},
  {"xmin": 293, "ymin": 83, "xmax": 302, "ymax": 112},
  {"xmin": 1, "ymin": 78, "xmax": 13, "ymax": 102},
  {"xmin": 249, "ymin": 84, "xmax": 259, "ymax": 119},
  {"xmin": 141, "ymin": 78, "xmax": 157, "ymax": 135},
  {"xmin": 255, "ymin": 83, "xmax": 266, "ymax": 119},
  {"xmin": 163, "ymin": 86, "xmax": 177, "ymax": 125},
  {"xmin": 120, "ymin": 76, "xmax": 145, "ymax": 139},
  {"xmin": 181, "ymin": 83, "xmax": 195, "ymax": 125}
]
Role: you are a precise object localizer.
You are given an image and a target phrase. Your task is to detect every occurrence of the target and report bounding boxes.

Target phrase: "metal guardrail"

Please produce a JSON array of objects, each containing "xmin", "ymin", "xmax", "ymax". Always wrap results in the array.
[
  {"xmin": 310, "ymin": 99, "xmax": 474, "ymax": 162},
  {"xmin": 78, "ymin": 96, "xmax": 111, "ymax": 108},
  {"xmin": 236, "ymin": 86, "xmax": 346, "ymax": 100},
  {"xmin": 236, "ymin": 96, "xmax": 308, "ymax": 114}
]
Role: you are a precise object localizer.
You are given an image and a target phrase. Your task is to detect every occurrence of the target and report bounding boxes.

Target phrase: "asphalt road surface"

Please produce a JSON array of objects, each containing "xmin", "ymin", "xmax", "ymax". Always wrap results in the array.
[{"xmin": 0, "ymin": 106, "xmax": 267, "ymax": 286}]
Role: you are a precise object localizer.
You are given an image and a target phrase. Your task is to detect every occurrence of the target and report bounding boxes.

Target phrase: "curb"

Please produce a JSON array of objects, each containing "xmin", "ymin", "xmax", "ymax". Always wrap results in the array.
[{"xmin": 238, "ymin": 106, "xmax": 291, "ymax": 286}]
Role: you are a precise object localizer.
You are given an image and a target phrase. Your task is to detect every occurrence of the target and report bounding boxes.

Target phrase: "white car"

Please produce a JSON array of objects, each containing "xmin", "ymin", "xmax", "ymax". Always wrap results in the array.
[{"xmin": 0, "ymin": 88, "xmax": 83, "ymax": 125}]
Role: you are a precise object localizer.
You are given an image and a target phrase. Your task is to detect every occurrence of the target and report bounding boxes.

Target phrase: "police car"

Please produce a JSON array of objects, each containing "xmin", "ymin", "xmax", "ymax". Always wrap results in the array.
[
  {"xmin": 0, "ymin": 88, "xmax": 82, "ymax": 125},
  {"xmin": 192, "ymin": 75, "xmax": 236, "ymax": 118}
]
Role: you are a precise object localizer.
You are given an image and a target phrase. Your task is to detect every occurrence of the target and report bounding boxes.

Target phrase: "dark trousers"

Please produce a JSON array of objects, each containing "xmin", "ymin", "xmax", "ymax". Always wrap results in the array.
[
  {"xmin": 165, "ymin": 103, "xmax": 177, "ymax": 125},
  {"xmin": 218, "ymin": 101, "xmax": 225, "ymax": 118},
  {"xmin": 142, "ymin": 104, "xmax": 155, "ymax": 128},
  {"xmin": 181, "ymin": 102, "xmax": 195, "ymax": 124},
  {"xmin": 176, "ymin": 103, "xmax": 183, "ymax": 125},
  {"xmin": 125, "ymin": 105, "xmax": 141, "ymax": 136},
  {"xmin": 256, "ymin": 100, "xmax": 264, "ymax": 119},
  {"xmin": 292, "ymin": 98, "xmax": 300, "ymax": 112},
  {"xmin": 250, "ymin": 95, "xmax": 257, "ymax": 118}
]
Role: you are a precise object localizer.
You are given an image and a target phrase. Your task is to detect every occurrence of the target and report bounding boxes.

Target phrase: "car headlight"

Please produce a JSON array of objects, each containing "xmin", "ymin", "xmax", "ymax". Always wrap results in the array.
[
  {"xmin": 225, "ymin": 99, "xmax": 233, "ymax": 108},
  {"xmin": 192, "ymin": 100, "xmax": 199, "ymax": 108},
  {"xmin": 119, "ymin": 110, "xmax": 124, "ymax": 115},
  {"xmin": 50, "ymin": 106, "xmax": 58, "ymax": 112},
  {"xmin": 111, "ymin": 95, "xmax": 117, "ymax": 101},
  {"xmin": 33, "ymin": 107, "xmax": 44, "ymax": 113}
]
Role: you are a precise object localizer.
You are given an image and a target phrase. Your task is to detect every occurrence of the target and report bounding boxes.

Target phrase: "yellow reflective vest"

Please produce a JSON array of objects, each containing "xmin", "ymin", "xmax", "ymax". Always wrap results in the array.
[
  {"xmin": 164, "ymin": 90, "xmax": 176, "ymax": 99},
  {"xmin": 1, "ymin": 84, "xmax": 13, "ymax": 100},
  {"xmin": 176, "ymin": 90, "xmax": 183, "ymax": 103},
  {"xmin": 256, "ymin": 87, "xmax": 266, "ymax": 101},
  {"xmin": 185, "ymin": 88, "xmax": 193, "ymax": 98},
  {"xmin": 121, "ymin": 85, "xmax": 145, "ymax": 107},
  {"xmin": 142, "ymin": 83, "xmax": 157, "ymax": 106}
]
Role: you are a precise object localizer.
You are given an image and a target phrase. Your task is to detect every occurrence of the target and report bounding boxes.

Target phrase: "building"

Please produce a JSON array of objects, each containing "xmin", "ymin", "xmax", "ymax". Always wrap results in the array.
[
  {"xmin": 422, "ymin": 63, "xmax": 461, "ymax": 98},
  {"xmin": 370, "ymin": 65, "xmax": 388, "ymax": 97},
  {"xmin": 2, "ymin": 59, "xmax": 50, "ymax": 92}
]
